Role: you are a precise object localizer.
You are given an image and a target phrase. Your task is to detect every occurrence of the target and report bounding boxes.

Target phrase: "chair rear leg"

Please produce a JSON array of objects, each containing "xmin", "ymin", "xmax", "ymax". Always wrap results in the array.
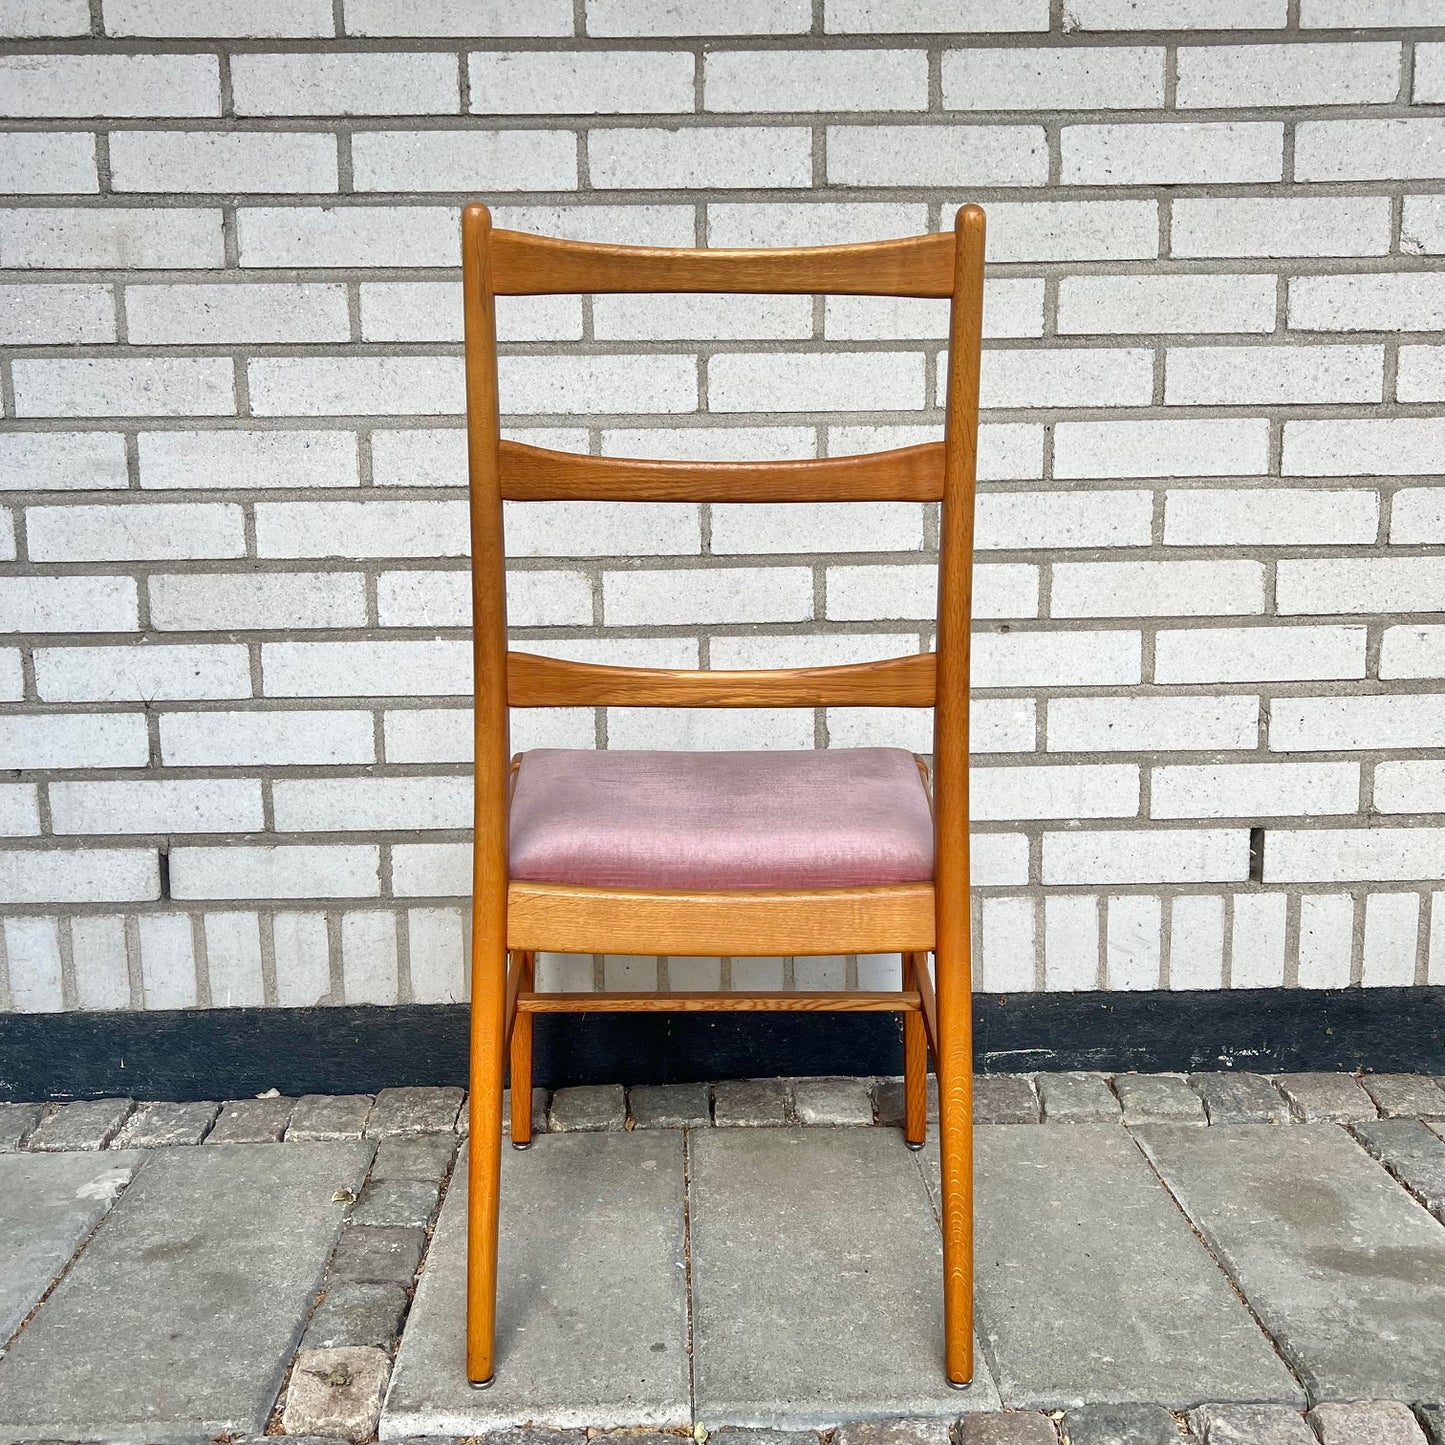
[
  {"xmin": 466, "ymin": 935, "xmax": 508, "ymax": 1389},
  {"xmin": 935, "ymin": 943, "xmax": 975, "ymax": 1388},
  {"xmin": 509, "ymin": 950, "xmax": 535, "ymax": 1149},
  {"xmin": 902, "ymin": 951, "xmax": 929, "ymax": 1149}
]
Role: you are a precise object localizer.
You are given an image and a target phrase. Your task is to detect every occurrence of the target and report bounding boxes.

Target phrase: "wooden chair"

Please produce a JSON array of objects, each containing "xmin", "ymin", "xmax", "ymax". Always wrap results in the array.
[{"xmin": 461, "ymin": 203, "xmax": 984, "ymax": 1391}]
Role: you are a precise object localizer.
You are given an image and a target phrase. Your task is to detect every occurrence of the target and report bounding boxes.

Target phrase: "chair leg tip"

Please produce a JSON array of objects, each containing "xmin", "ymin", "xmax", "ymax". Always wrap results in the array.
[
  {"xmin": 946, "ymin": 1376, "xmax": 973, "ymax": 1391},
  {"xmin": 905, "ymin": 1139, "xmax": 925, "ymax": 1151},
  {"xmin": 469, "ymin": 1375, "xmax": 496, "ymax": 1391},
  {"xmin": 511, "ymin": 1139, "xmax": 533, "ymax": 1150}
]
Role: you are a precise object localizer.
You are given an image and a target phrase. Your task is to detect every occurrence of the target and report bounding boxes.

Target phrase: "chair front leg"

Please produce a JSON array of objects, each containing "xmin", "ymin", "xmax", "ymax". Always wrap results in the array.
[
  {"xmin": 466, "ymin": 931, "xmax": 508, "ymax": 1388},
  {"xmin": 902, "ymin": 951, "xmax": 929, "ymax": 1149},
  {"xmin": 934, "ymin": 942, "xmax": 974, "ymax": 1389},
  {"xmin": 509, "ymin": 950, "xmax": 535, "ymax": 1149}
]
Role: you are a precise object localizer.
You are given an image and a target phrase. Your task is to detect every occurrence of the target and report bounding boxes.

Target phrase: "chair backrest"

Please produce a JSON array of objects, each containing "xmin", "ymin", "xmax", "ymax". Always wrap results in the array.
[{"xmin": 461, "ymin": 204, "xmax": 985, "ymax": 899}]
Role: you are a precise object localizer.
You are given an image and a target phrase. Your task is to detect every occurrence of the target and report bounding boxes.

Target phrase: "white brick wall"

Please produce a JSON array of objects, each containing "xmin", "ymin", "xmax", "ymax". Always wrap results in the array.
[{"xmin": 0, "ymin": 13, "xmax": 1439, "ymax": 1015}]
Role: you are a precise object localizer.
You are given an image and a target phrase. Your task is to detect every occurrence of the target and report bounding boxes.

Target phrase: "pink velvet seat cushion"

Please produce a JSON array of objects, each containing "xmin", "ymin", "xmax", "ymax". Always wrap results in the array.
[{"xmin": 508, "ymin": 746, "xmax": 934, "ymax": 890}]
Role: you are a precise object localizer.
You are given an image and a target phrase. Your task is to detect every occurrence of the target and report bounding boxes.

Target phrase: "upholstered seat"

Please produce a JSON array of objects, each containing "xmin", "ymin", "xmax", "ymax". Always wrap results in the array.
[{"xmin": 509, "ymin": 746, "xmax": 934, "ymax": 891}]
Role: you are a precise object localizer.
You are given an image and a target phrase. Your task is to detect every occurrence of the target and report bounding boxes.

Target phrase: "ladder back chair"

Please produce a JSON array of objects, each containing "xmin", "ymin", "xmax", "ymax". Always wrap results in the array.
[{"xmin": 462, "ymin": 202, "xmax": 985, "ymax": 1390}]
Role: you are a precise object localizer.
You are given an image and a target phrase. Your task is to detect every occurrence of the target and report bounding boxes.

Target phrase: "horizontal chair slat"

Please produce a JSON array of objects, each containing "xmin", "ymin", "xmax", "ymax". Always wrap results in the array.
[
  {"xmin": 498, "ymin": 439, "xmax": 945, "ymax": 502},
  {"xmin": 507, "ymin": 650, "xmax": 937, "ymax": 708},
  {"xmin": 489, "ymin": 228, "xmax": 954, "ymax": 297},
  {"xmin": 518, "ymin": 990, "xmax": 921, "ymax": 1014}
]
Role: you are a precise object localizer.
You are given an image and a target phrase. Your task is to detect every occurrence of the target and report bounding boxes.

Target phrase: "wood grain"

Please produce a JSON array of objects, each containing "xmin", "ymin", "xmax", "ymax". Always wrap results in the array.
[
  {"xmin": 519, "ymin": 989, "xmax": 921, "ymax": 1014},
  {"xmin": 903, "ymin": 951, "xmax": 930, "ymax": 1147}
]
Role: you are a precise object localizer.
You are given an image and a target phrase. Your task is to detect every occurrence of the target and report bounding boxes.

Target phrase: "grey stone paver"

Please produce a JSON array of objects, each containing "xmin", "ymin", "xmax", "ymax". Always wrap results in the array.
[
  {"xmin": 833, "ymin": 1419, "xmax": 953, "ymax": 1445},
  {"xmin": 1351, "ymin": 1118, "xmax": 1445, "ymax": 1218},
  {"xmin": 468, "ymin": 1431, "xmax": 587, "ymax": 1445},
  {"xmin": 1361, "ymin": 1075, "xmax": 1445, "ymax": 1121},
  {"xmin": 1189, "ymin": 1073, "xmax": 1289, "ymax": 1125},
  {"xmin": 26, "ymin": 1097, "xmax": 133, "ymax": 1151},
  {"xmin": 1036, "ymin": 1073, "xmax": 1120, "ymax": 1123},
  {"xmin": 1136, "ymin": 1123, "xmax": 1445, "ymax": 1403},
  {"xmin": 709, "ymin": 1430, "xmax": 821, "ymax": 1445},
  {"xmin": 713, "ymin": 1077, "xmax": 789, "ymax": 1126},
  {"xmin": 329, "ymin": 1225, "xmax": 424, "ymax": 1286},
  {"xmin": 958, "ymin": 1413, "xmax": 1059, "ymax": 1444},
  {"xmin": 382, "ymin": 1132, "xmax": 690, "ymax": 1433},
  {"xmin": 303, "ymin": 1281, "xmax": 409, "ymax": 1350},
  {"xmin": 282, "ymin": 1345, "xmax": 390, "ymax": 1443},
  {"xmin": 365, "ymin": 1086, "xmax": 464, "ymax": 1136},
  {"xmin": 792, "ymin": 1076, "xmax": 874, "ymax": 1126},
  {"xmin": 0, "ymin": 1101, "xmax": 44, "ymax": 1151},
  {"xmin": 1059, "ymin": 1403, "xmax": 1179, "ymax": 1444},
  {"xmin": 875, "ymin": 1074, "xmax": 943, "ymax": 1127},
  {"xmin": 371, "ymin": 1132, "xmax": 456, "ymax": 1181},
  {"xmin": 351, "ymin": 1178, "xmax": 441, "ymax": 1228},
  {"xmin": 288, "ymin": 1093, "xmax": 373, "ymax": 1141},
  {"xmin": 1275, "ymin": 1073, "xmax": 1377, "ymax": 1124},
  {"xmin": 206, "ymin": 1095, "xmax": 295, "ymax": 1143},
  {"xmin": 1309, "ymin": 1400, "xmax": 1429, "ymax": 1444},
  {"xmin": 1113, "ymin": 1074, "xmax": 1207, "ymax": 1127},
  {"xmin": 629, "ymin": 1081, "xmax": 712, "ymax": 1129},
  {"xmin": 946, "ymin": 1124, "xmax": 1302, "ymax": 1409},
  {"xmin": 973, "ymin": 1076, "xmax": 1039, "ymax": 1125},
  {"xmin": 1419, "ymin": 1404, "xmax": 1445, "ymax": 1445},
  {"xmin": 546, "ymin": 1083, "xmax": 627, "ymax": 1132},
  {"xmin": 1188, "ymin": 1403, "xmax": 1317, "ymax": 1444},
  {"xmin": 0, "ymin": 1150, "xmax": 140, "ymax": 1340},
  {"xmin": 691, "ymin": 1127, "xmax": 999, "ymax": 1426},
  {"xmin": 112, "ymin": 1099, "xmax": 219, "ymax": 1148},
  {"xmin": 0, "ymin": 1140, "xmax": 370, "ymax": 1441}
]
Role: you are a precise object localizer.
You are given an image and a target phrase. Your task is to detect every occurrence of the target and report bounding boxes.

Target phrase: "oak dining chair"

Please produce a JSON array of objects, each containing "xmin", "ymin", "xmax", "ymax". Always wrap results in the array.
[{"xmin": 461, "ymin": 202, "xmax": 985, "ymax": 1391}]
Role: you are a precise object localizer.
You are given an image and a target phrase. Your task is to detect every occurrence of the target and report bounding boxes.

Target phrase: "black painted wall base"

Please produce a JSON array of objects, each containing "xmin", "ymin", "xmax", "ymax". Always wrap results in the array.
[{"xmin": 1, "ymin": 985, "xmax": 1440, "ymax": 1103}]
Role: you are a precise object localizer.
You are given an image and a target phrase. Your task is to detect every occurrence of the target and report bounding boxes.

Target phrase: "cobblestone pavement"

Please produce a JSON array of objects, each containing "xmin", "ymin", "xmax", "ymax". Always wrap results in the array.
[{"xmin": 0, "ymin": 1074, "xmax": 1443, "ymax": 1443}]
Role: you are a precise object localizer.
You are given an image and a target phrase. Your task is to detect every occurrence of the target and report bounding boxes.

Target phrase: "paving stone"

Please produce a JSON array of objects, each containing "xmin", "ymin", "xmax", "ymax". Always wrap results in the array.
[
  {"xmin": 1352, "ymin": 1118, "xmax": 1445, "ymax": 1218},
  {"xmin": 628, "ymin": 1081, "xmax": 712, "ymax": 1129},
  {"xmin": 1188, "ymin": 1073, "xmax": 1288, "ymax": 1125},
  {"xmin": 1362, "ymin": 1075, "xmax": 1445, "ymax": 1121},
  {"xmin": 973, "ymin": 1075, "xmax": 1038, "ymax": 1125},
  {"xmin": 365, "ymin": 1085, "xmax": 464, "ymax": 1136},
  {"xmin": 328, "ymin": 1225, "xmax": 424, "ymax": 1286},
  {"xmin": 1309, "ymin": 1400, "xmax": 1428, "ymax": 1445},
  {"xmin": 546, "ymin": 1083, "xmax": 626, "ymax": 1132},
  {"xmin": 27, "ymin": 1097, "xmax": 133, "ymax": 1151},
  {"xmin": 370, "ymin": 1132, "xmax": 456, "ymax": 1182},
  {"xmin": 1036, "ymin": 1072, "xmax": 1121, "ymax": 1123},
  {"xmin": 383, "ymin": 1133, "xmax": 689, "ymax": 1431},
  {"xmin": 1275, "ymin": 1073, "xmax": 1377, "ymax": 1124},
  {"xmin": 0, "ymin": 1140, "xmax": 370, "ymax": 1440},
  {"xmin": 499, "ymin": 1085, "xmax": 550, "ymax": 1139},
  {"xmin": 0, "ymin": 1150, "xmax": 139, "ymax": 1340},
  {"xmin": 713, "ymin": 1077, "xmax": 789, "ymax": 1127},
  {"xmin": 1417, "ymin": 1404, "xmax": 1445, "ymax": 1445},
  {"xmin": 692, "ymin": 1128, "xmax": 999, "ymax": 1426},
  {"xmin": 0, "ymin": 1101, "xmax": 44, "ymax": 1151},
  {"xmin": 834, "ymin": 1419, "xmax": 953, "ymax": 1445},
  {"xmin": 1136, "ymin": 1123, "xmax": 1445, "ymax": 1402},
  {"xmin": 282, "ymin": 1346, "xmax": 390, "ymax": 1443},
  {"xmin": 207, "ymin": 1095, "xmax": 295, "ymax": 1143},
  {"xmin": 112, "ymin": 1099, "xmax": 220, "ymax": 1148},
  {"xmin": 1060, "ymin": 1404, "xmax": 1178, "ymax": 1445},
  {"xmin": 289, "ymin": 1093, "xmax": 374, "ymax": 1141},
  {"xmin": 1188, "ymin": 1402, "xmax": 1317, "ymax": 1445},
  {"xmin": 1113, "ymin": 1074, "xmax": 1206, "ymax": 1127},
  {"xmin": 303, "ymin": 1281, "xmax": 409, "ymax": 1350},
  {"xmin": 874, "ymin": 1074, "xmax": 943, "ymax": 1127},
  {"xmin": 792, "ymin": 1076, "xmax": 874, "ymax": 1126},
  {"xmin": 958, "ymin": 1413, "xmax": 1060, "ymax": 1445},
  {"xmin": 350, "ymin": 1178, "xmax": 440, "ymax": 1228},
  {"xmin": 932, "ymin": 1124, "xmax": 1302, "ymax": 1409},
  {"xmin": 709, "ymin": 1429, "xmax": 821, "ymax": 1445}
]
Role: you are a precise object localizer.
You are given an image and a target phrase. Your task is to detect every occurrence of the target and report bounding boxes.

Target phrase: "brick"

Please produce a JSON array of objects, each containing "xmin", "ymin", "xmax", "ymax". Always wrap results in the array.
[
  {"xmin": 346, "ymin": 0, "xmax": 573, "ymax": 33},
  {"xmin": 139, "ymin": 430, "xmax": 357, "ymax": 491},
  {"xmin": 160, "ymin": 709, "xmax": 374, "ymax": 767},
  {"xmin": 0, "ymin": 575, "xmax": 138, "ymax": 633},
  {"xmin": 150, "ymin": 572, "xmax": 366, "ymax": 631},
  {"xmin": 34, "ymin": 643, "xmax": 251, "ymax": 702},
  {"xmin": 1177, "ymin": 42, "xmax": 1401, "ymax": 107},
  {"xmin": 71, "ymin": 913, "xmax": 130, "ymax": 1009},
  {"xmin": 0, "ymin": 131, "xmax": 97, "ymax": 193},
  {"xmin": 711, "ymin": 633, "xmax": 921, "ymax": 670},
  {"xmin": 0, "ymin": 283, "xmax": 112, "ymax": 344},
  {"xmin": 0, "ymin": 53, "xmax": 218, "ymax": 116},
  {"xmin": 942, "ymin": 45, "xmax": 1163, "ymax": 109},
  {"xmin": 708, "ymin": 48, "xmax": 926, "ymax": 111},
  {"xmin": 0, "ymin": 432, "xmax": 128, "ymax": 492},
  {"xmin": 1059, "ymin": 273, "xmax": 1276, "ymax": 335},
  {"xmin": 1273, "ymin": 694, "xmax": 1445, "ymax": 753},
  {"xmin": 826, "ymin": 0, "xmax": 1048, "ymax": 30},
  {"xmin": 0, "ymin": 847, "xmax": 158, "ymax": 904},
  {"xmin": 1381, "ymin": 626, "xmax": 1445, "ymax": 679},
  {"xmin": 169, "ymin": 845, "xmax": 381, "ymax": 900},
  {"xmin": 1230, "ymin": 890, "xmax": 1287, "ymax": 988},
  {"xmin": 407, "ymin": 905, "xmax": 466, "ymax": 1004},
  {"xmin": 608, "ymin": 706, "xmax": 812, "ymax": 751},
  {"xmin": 1158, "ymin": 753, "xmax": 1356, "ymax": 822},
  {"xmin": 366, "ymin": 288, "xmax": 578, "ymax": 344},
  {"xmin": 595, "ymin": 293, "xmax": 813, "ymax": 342},
  {"xmin": 588, "ymin": 0, "xmax": 809, "ymax": 34},
  {"xmin": 1057, "ymin": 418, "xmax": 1268, "ymax": 478},
  {"xmin": 0, "ymin": 0, "xmax": 89, "ymax": 35},
  {"xmin": 0, "ymin": 783, "xmax": 40, "ymax": 836},
  {"xmin": 980, "ymin": 347, "xmax": 1153, "ymax": 408},
  {"xmin": 973, "ymin": 763, "xmax": 1138, "ymax": 820},
  {"xmin": 1107, "ymin": 894, "xmax": 1163, "ymax": 990},
  {"xmin": 829, "ymin": 124, "xmax": 1045, "ymax": 187},
  {"xmin": 273, "ymin": 776, "xmax": 469, "ymax": 832},
  {"xmin": 14, "ymin": 357, "xmax": 233, "ymax": 418},
  {"xmin": 238, "ymin": 204, "xmax": 458, "ymax": 268},
  {"xmin": 339, "ymin": 909, "xmax": 396, "ymax": 1004},
  {"xmin": 0, "ymin": 206, "xmax": 222, "ymax": 268},
  {"xmin": 1399, "ymin": 345, "xmax": 1445, "ymax": 402},
  {"xmin": 26, "ymin": 501, "xmax": 243, "ymax": 560},
  {"xmin": 377, "ymin": 569, "xmax": 470, "ymax": 627},
  {"xmin": 502, "ymin": 353, "xmax": 695, "ymax": 414},
  {"xmin": 1049, "ymin": 696, "xmax": 1259, "ymax": 752},
  {"xmin": 1285, "ymin": 418, "xmax": 1445, "ymax": 475},
  {"xmin": 0, "ymin": 650, "xmax": 19, "ymax": 700},
  {"xmin": 979, "ymin": 895, "xmax": 1035, "ymax": 991},
  {"xmin": 204, "ymin": 910, "xmax": 264, "ymax": 1007},
  {"xmin": 494, "ymin": 201, "xmax": 695, "ymax": 246},
  {"xmin": 604, "ymin": 566, "xmax": 812, "ymax": 625},
  {"xmin": 708, "ymin": 200, "xmax": 928, "ymax": 247},
  {"xmin": 390, "ymin": 840, "xmax": 469, "ymax": 896},
  {"xmin": 710, "ymin": 351, "xmax": 924, "ymax": 413},
  {"xmin": 0, "ymin": 713, "xmax": 147, "ymax": 769},
  {"xmin": 1173, "ymin": 196, "xmax": 1391, "ymax": 259},
  {"xmin": 827, "ymin": 281, "xmax": 1042, "ymax": 341},
  {"xmin": 1170, "ymin": 895, "xmax": 1225, "ymax": 990},
  {"xmin": 1068, "ymin": 0, "xmax": 1285, "ymax": 24},
  {"xmin": 256, "ymin": 498, "xmax": 465, "ymax": 558},
  {"xmin": 985, "ymin": 199, "xmax": 1158, "ymax": 261},
  {"xmin": 1290, "ymin": 273, "xmax": 1445, "ymax": 333},
  {"xmin": 3, "ymin": 916, "xmax": 64, "ymax": 1011},
  {"xmin": 352, "ymin": 128, "xmax": 576, "ymax": 191},
  {"xmin": 1299, "ymin": 119, "xmax": 1445, "ymax": 180},
  {"xmin": 1044, "ymin": 829, "xmax": 1247, "ymax": 886},
  {"xmin": 49, "ymin": 779, "xmax": 265, "ymax": 834},
  {"xmin": 126, "ymin": 282, "xmax": 348, "ymax": 344},
  {"xmin": 110, "ymin": 130, "xmax": 337, "ymax": 193},
  {"xmin": 1403, "ymin": 194, "xmax": 1445, "ymax": 254},
  {"xmin": 263, "ymin": 640, "xmax": 471, "ymax": 697},
  {"xmin": 232, "ymin": 52, "xmax": 456, "ymax": 116},
  {"xmin": 1166, "ymin": 344, "xmax": 1382, "ymax": 406},
  {"xmin": 827, "ymin": 562, "xmax": 1038, "ymax": 621},
  {"xmin": 272, "ymin": 912, "xmax": 332, "ymax": 1006},
  {"xmin": 593, "ymin": 126, "xmax": 810, "ymax": 189},
  {"xmin": 1164, "ymin": 489, "xmax": 1379, "ymax": 546},
  {"xmin": 1277, "ymin": 558, "xmax": 1443, "ymax": 615},
  {"xmin": 1361, "ymin": 892, "xmax": 1420, "ymax": 986},
  {"xmin": 1304, "ymin": 0, "xmax": 1443, "ymax": 20},
  {"xmin": 1378, "ymin": 762, "xmax": 1445, "ymax": 814},
  {"xmin": 105, "ymin": 0, "xmax": 334, "ymax": 34},
  {"xmin": 249, "ymin": 357, "xmax": 463, "ymax": 417},
  {"xmin": 1265, "ymin": 828, "xmax": 1445, "ymax": 885},
  {"xmin": 712, "ymin": 501, "xmax": 922, "ymax": 554},
  {"xmin": 1053, "ymin": 561, "xmax": 1264, "ymax": 619},
  {"xmin": 972, "ymin": 631, "xmax": 1141, "ymax": 688},
  {"xmin": 469, "ymin": 49, "xmax": 692, "ymax": 115},
  {"xmin": 1063, "ymin": 122, "xmax": 1281, "ymax": 184}
]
